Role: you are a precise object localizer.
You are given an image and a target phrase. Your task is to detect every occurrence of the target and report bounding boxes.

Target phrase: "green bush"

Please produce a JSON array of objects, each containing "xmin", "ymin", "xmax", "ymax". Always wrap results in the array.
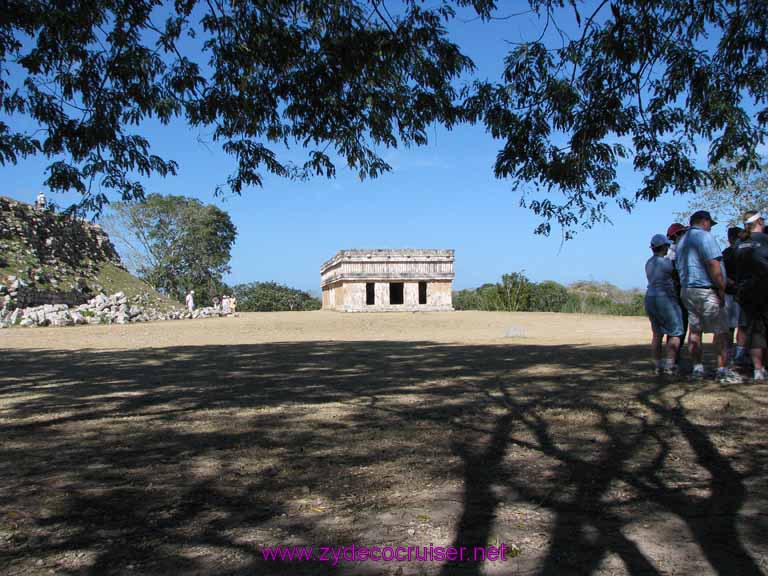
[
  {"xmin": 529, "ymin": 280, "xmax": 569, "ymax": 312},
  {"xmin": 561, "ymin": 291, "xmax": 645, "ymax": 316},
  {"xmin": 455, "ymin": 274, "xmax": 644, "ymax": 316},
  {"xmin": 453, "ymin": 289, "xmax": 481, "ymax": 311},
  {"xmin": 498, "ymin": 273, "xmax": 533, "ymax": 312},
  {"xmin": 232, "ymin": 281, "xmax": 321, "ymax": 312}
]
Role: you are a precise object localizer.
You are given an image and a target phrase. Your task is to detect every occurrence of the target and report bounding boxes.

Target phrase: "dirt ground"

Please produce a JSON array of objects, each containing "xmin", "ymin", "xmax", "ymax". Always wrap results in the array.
[{"xmin": 1, "ymin": 311, "xmax": 766, "ymax": 575}]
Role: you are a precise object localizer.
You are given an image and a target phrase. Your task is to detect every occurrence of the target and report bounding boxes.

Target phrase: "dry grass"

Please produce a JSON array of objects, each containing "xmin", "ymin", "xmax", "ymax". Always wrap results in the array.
[{"xmin": 1, "ymin": 311, "xmax": 766, "ymax": 575}]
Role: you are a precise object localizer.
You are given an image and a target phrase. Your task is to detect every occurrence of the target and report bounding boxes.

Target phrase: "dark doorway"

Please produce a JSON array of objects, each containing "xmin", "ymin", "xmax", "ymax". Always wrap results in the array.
[
  {"xmin": 418, "ymin": 282, "xmax": 427, "ymax": 305},
  {"xmin": 389, "ymin": 283, "xmax": 404, "ymax": 305},
  {"xmin": 366, "ymin": 283, "xmax": 375, "ymax": 305}
]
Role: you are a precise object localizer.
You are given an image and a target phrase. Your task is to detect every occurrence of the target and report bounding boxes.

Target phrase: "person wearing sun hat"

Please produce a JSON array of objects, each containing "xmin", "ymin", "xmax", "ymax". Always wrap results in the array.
[
  {"xmin": 675, "ymin": 210, "xmax": 743, "ymax": 383},
  {"xmin": 644, "ymin": 233, "xmax": 684, "ymax": 375},
  {"xmin": 734, "ymin": 210, "xmax": 768, "ymax": 381}
]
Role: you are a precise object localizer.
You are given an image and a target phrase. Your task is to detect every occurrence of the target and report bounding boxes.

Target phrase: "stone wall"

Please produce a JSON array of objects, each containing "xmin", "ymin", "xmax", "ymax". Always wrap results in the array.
[
  {"xmin": 428, "ymin": 280, "xmax": 453, "ymax": 308},
  {"xmin": 13, "ymin": 287, "xmax": 88, "ymax": 308},
  {"xmin": 324, "ymin": 280, "xmax": 454, "ymax": 312},
  {"xmin": 0, "ymin": 196, "xmax": 120, "ymax": 267}
]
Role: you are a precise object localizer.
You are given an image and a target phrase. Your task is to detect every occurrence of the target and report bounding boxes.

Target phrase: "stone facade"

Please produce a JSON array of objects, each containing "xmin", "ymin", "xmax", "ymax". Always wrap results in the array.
[{"xmin": 320, "ymin": 249, "xmax": 454, "ymax": 312}]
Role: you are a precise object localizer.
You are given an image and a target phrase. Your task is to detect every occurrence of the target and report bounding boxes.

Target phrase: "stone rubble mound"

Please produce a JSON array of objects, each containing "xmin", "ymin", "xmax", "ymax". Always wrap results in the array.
[
  {"xmin": 0, "ymin": 292, "xmax": 230, "ymax": 329},
  {"xmin": 1, "ymin": 196, "xmax": 123, "ymax": 308}
]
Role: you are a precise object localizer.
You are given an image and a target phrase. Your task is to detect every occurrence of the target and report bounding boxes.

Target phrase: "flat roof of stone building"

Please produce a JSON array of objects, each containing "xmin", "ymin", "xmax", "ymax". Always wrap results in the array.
[{"xmin": 321, "ymin": 249, "xmax": 454, "ymax": 272}]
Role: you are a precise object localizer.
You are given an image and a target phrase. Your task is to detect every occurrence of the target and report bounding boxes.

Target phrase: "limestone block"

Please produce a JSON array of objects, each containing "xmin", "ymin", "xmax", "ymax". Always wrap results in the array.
[
  {"xmin": 50, "ymin": 313, "xmax": 72, "ymax": 327},
  {"xmin": 374, "ymin": 282, "xmax": 390, "ymax": 306},
  {"xmin": 404, "ymin": 282, "xmax": 419, "ymax": 306},
  {"xmin": 428, "ymin": 281, "xmax": 452, "ymax": 308},
  {"xmin": 345, "ymin": 283, "xmax": 366, "ymax": 309}
]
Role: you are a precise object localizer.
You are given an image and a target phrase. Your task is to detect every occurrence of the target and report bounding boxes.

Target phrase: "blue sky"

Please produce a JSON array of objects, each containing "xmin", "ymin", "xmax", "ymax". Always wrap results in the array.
[{"xmin": 3, "ymin": 4, "xmax": 723, "ymax": 293}]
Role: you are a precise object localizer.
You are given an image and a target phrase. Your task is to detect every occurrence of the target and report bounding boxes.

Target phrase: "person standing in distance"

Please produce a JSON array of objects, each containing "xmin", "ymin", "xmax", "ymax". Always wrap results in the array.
[
  {"xmin": 185, "ymin": 289, "xmax": 195, "ymax": 313},
  {"xmin": 34, "ymin": 191, "xmax": 46, "ymax": 210}
]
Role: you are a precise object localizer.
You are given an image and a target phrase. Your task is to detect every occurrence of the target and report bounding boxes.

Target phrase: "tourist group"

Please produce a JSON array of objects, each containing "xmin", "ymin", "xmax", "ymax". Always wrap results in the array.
[{"xmin": 645, "ymin": 210, "xmax": 768, "ymax": 383}]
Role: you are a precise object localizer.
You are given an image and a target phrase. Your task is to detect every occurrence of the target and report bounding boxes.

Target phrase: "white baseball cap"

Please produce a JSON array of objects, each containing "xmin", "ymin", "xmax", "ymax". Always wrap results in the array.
[{"xmin": 745, "ymin": 211, "xmax": 764, "ymax": 224}]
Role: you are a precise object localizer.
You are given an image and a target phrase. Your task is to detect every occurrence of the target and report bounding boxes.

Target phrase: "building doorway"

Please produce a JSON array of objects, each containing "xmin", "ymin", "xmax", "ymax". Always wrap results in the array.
[{"xmin": 389, "ymin": 283, "xmax": 404, "ymax": 305}]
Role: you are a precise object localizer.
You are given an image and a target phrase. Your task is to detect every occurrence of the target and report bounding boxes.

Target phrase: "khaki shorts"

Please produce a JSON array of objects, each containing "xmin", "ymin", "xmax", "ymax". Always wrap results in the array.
[{"xmin": 682, "ymin": 287, "xmax": 728, "ymax": 334}]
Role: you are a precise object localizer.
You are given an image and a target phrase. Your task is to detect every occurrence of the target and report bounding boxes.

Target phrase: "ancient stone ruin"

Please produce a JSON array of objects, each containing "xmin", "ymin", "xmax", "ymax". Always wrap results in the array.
[
  {"xmin": 0, "ymin": 196, "xmax": 232, "ymax": 329},
  {"xmin": 320, "ymin": 249, "xmax": 454, "ymax": 312},
  {"xmin": 3, "ymin": 292, "xmax": 230, "ymax": 328},
  {"xmin": 0, "ymin": 195, "xmax": 121, "ymax": 309}
]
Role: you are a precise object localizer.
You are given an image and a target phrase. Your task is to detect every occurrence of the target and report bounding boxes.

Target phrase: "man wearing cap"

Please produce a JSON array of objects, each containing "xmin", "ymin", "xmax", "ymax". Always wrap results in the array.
[
  {"xmin": 645, "ymin": 234, "xmax": 684, "ymax": 374},
  {"xmin": 675, "ymin": 210, "xmax": 742, "ymax": 382},
  {"xmin": 734, "ymin": 210, "xmax": 768, "ymax": 382}
]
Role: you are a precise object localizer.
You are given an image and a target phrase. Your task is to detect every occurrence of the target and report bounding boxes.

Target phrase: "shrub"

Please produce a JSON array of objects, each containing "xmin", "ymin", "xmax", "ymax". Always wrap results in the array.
[
  {"xmin": 529, "ymin": 280, "xmax": 569, "ymax": 312},
  {"xmin": 455, "ymin": 274, "xmax": 644, "ymax": 316},
  {"xmin": 232, "ymin": 281, "xmax": 321, "ymax": 312},
  {"xmin": 453, "ymin": 289, "xmax": 481, "ymax": 311},
  {"xmin": 499, "ymin": 273, "xmax": 533, "ymax": 312}
]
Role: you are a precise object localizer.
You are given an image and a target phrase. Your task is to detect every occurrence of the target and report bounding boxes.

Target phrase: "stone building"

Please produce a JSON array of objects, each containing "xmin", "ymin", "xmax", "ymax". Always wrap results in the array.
[{"xmin": 321, "ymin": 249, "xmax": 454, "ymax": 312}]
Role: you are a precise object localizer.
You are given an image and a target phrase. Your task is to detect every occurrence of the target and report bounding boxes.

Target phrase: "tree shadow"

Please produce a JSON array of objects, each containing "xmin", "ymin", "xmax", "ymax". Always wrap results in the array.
[{"xmin": 0, "ymin": 340, "xmax": 766, "ymax": 575}]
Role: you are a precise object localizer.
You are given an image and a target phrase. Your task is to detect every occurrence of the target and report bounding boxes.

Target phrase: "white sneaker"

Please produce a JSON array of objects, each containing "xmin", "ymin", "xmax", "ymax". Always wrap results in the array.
[
  {"xmin": 691, "ymin": 366, "xmax": 706, "ymax": 380},
  {"xmin": 754, "ymin": 369, "xmax": 767, "ymax": 382},
  {"xmin": 717, "ymin": 368, "xmax": 743, "ymax": 384}
]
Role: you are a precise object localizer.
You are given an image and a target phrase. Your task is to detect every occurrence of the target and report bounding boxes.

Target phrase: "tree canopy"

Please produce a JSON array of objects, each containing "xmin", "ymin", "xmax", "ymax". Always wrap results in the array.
[
  {"xmin": 103, "ymin": 193, "xmax": 236, "ymax": 302},
  {"xmin": 464, "ymin": 0, "xmax": 768, "ymax": 236},
  {"xmin": 678, "ymin": 160, "xmax": 768, "ymax": 229},
  {"xmin": 2, "ymin": 1, "xmax": 766, "ymax": 234}
]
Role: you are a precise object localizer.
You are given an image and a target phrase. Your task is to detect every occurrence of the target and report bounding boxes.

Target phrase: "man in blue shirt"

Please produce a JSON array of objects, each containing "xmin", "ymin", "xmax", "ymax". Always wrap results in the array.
[{"xmin": 676, "ymin": 210, "xmax": 742, "ymax": 383}]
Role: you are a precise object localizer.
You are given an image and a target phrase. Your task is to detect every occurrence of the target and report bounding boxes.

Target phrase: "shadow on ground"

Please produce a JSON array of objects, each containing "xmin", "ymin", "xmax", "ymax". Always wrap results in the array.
[{"xmin": 0, "ymin": 341, "xmax": 766, "ymax": 575}]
